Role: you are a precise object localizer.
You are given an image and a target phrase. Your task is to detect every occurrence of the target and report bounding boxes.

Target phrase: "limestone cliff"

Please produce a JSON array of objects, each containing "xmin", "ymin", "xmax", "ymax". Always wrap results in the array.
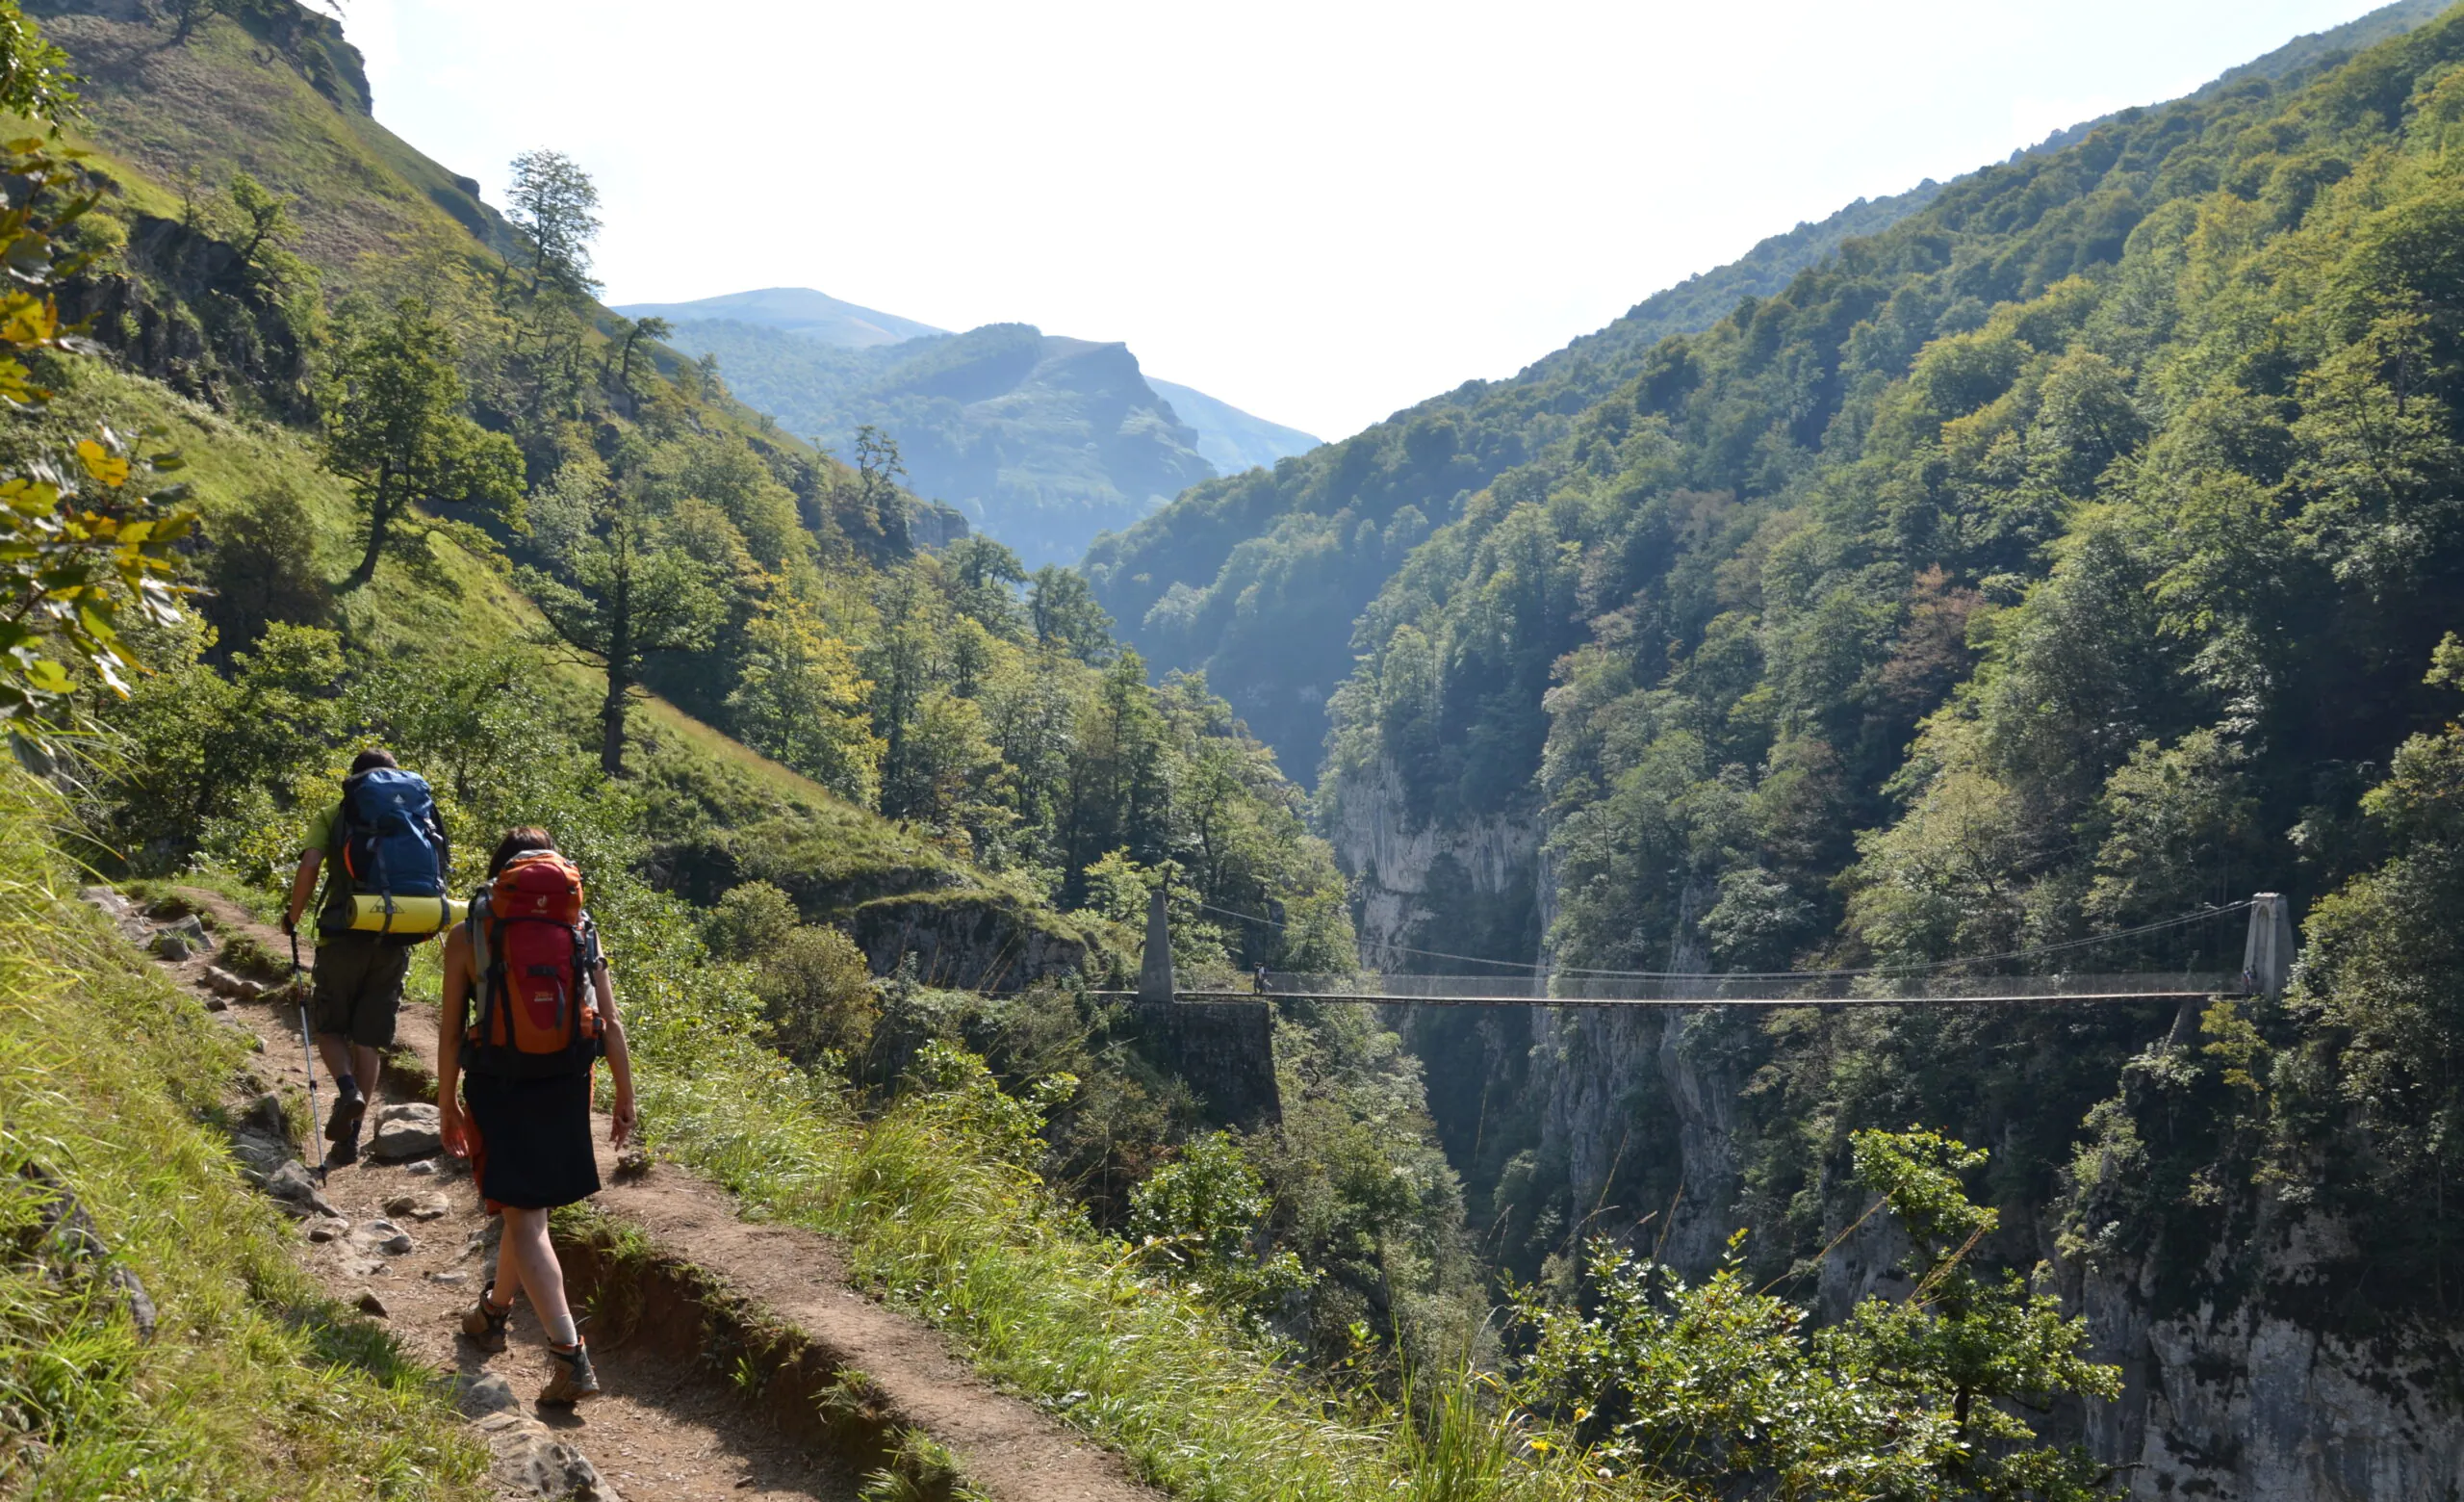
[{"xmin": 1326, "ymin": 759, "xmax": 1541, "ymax": 971}]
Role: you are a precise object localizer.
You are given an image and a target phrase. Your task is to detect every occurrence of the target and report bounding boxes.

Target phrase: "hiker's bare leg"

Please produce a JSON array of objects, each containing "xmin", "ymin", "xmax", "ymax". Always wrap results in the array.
[
  {"xmin": 311, "ymin": 1035, "xmax": 386, "ymax": 1096},
  {"xmin": 496, "ymin": 1206, "xmax": 578, "ymax": 1346},
  {"xmin": 315, "ymin": 1032, "xmax": 358, "ymax": 1092}
]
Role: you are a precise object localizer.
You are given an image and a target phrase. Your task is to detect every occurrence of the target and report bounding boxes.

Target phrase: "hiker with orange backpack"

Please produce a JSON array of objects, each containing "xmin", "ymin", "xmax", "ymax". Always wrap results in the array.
[
  {"xmin": 436, "ymin": 826, "xmax": 636, "ymax": 1404},
  {"xmin": 283, "ymin": 747, "xmax": 453, "ymax": 1167}
]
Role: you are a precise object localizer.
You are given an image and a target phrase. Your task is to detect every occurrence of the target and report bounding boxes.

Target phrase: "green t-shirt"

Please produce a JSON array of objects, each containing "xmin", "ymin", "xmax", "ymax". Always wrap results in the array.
[{"xmin": 300, "ymin": 801, "xmax": 347, "ymax": 943}]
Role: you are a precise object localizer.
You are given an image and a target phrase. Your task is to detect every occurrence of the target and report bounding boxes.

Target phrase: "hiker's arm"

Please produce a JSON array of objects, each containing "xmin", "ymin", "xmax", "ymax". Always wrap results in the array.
[
  {"xmin": 283, "ymin": 850, "xmax": 320, "ymax": 935},
  {"xmin": 438, "ymin": 925, "xmax": 472, "ymax": 1158},
  {"xmin": 594, "ymin": 960, "xmax": 636, "ymax": 1149}
]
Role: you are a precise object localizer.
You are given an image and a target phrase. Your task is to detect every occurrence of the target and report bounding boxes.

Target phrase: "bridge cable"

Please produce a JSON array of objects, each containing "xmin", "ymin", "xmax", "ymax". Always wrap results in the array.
[{"xmin": 1191, "ymin": 897, "xmax": 2252, "ymax": 983}]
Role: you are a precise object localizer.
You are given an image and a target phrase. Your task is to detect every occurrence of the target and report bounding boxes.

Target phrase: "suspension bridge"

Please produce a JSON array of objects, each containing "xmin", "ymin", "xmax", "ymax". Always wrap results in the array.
[{"xmin": 1101, "ymin": 892, "xmax": 2296, "ymax": 1010}]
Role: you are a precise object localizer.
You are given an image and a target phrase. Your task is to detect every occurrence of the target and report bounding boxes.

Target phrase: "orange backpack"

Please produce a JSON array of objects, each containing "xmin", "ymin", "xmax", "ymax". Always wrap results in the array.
[{"xmin": 464, "ymin": 851, "xmax": 602, "ymax": 1077}]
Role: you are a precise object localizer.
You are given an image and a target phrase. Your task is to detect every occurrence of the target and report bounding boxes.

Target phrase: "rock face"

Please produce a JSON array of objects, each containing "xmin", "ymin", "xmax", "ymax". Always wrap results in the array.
[
  {"xmin": 371, "ymin": 1103, "xmax": 441, "ymax": 1161},
  {"xmin": 2068, "ymin": 1206, "xmax": 2464, "ymax": 1500},
  {"xmin": 846, "ymin": 892, "xmax": 1092, "ymax": 991},
  {"xmin": 1126, "ymin": 1000, "xmax": 1279, "ymax": 1128},
  {"xmin": 1325, "ymin": 760, "xmax": 1541, "ymax": 969}
]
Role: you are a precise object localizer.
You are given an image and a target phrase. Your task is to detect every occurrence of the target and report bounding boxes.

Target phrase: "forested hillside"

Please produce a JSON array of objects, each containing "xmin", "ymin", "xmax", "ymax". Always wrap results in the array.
[
  {"xmin": 1088, "ymin": 0, "xmax": 2458, "ymax": 778},
  {"xmin": 624, "ymin": 289, "xmax": 1322, "ymax": 568},
  {"xmin": 1265, "ymin": 4, "xmax": 2464, "ymax": 1494}
]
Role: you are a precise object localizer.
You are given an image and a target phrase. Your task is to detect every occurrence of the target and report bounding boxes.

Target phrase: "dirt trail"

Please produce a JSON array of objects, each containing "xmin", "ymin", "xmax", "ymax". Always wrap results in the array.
[{"xmin": 140, "ymin": 887, "xmax": 1158, "ymax": 1502}]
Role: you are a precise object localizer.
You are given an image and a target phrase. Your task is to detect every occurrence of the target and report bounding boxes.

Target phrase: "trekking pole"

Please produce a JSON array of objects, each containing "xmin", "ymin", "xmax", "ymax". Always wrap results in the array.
[{"xmin": 291, "ymin": 929, "xmax": 324, "ymax": 1181}]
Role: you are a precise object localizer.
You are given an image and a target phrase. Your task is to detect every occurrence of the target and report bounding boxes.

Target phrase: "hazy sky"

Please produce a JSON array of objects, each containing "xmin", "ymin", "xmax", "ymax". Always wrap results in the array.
[{"xmin": 344, "ymin": 0, "xmax": 2390, "ymax": 441}]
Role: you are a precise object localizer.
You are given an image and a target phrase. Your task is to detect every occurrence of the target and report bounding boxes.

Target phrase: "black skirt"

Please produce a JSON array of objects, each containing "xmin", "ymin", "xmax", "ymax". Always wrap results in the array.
[{"xmin": 463, "ymin": 1069, "xmax": 600, "ymax": 1211}]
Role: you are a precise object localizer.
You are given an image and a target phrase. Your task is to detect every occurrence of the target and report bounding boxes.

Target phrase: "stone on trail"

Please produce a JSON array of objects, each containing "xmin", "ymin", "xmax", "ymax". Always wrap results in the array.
[
  {"xmin": 303, "ymin": 1217, "xmax": 350, "ymax": 1243},
  {"xmin": 371, "ymin": 1102, "xmax": 442, "ymax": 1160},
  {"xmin": 201, "ymin": 966, "xmax": 265, "ymax": 1000},
  {"xmin": 263, "ymin": 1160, "xmax": 337, "ymax": 1218},
  {"xmin": 383, "ymin": 1191, "xmax": 451, "ymax": 1222},
  {"xmin": 242, "ymin": 1093, "xmax": 287, "ymax": 1140},
  {"xmin": 366, "ymin": 1219, "xmax": 415, "ymax": 1255},
  {"xmin": 354, "ymin": 1290, "xmax": 388, "ymax": 1318},
  {"xmin": 454, "ymin": 1371, "xmax": 522, "ymax": 1418},
  {"xmin": 147, "ymin": 930, "xmax": 193, "ymax": 961},
  {"xmin": 403, "ymin": 1158, "xmax": 438, "ymax": 1178},
  {"xmin": 77, "ymin": 886, "xmax": 130, "ymax": 918}
]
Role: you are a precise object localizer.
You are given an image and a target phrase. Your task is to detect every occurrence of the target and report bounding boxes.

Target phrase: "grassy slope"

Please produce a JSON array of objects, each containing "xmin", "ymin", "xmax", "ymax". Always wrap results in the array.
[
  {"xmin": 0, "ymin": 768, "xmax": 485, "ymax": 1498},
  {"xmin": 29, "ymin": 0, "xmax": 499, "ymax": 273}
]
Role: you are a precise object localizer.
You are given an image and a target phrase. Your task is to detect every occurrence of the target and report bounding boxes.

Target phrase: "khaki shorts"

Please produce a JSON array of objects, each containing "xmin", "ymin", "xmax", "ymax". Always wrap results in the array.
[{"xmin": 310, "ymin": 936, "xmax": 412, "ymax": 1048}]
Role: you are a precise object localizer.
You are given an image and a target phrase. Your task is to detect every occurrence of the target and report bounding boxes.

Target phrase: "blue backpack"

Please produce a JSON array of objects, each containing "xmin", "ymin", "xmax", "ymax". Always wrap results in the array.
[{"xmin": 323, "ymin": 768, "xmax": 448, "ymax": 944}]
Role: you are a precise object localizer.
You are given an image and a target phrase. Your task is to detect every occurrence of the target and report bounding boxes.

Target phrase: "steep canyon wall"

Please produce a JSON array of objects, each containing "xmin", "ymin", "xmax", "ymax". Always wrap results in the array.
[{"xmin": 1329, "ymin": 791, "xmax": 2464, "ymax": 1500}]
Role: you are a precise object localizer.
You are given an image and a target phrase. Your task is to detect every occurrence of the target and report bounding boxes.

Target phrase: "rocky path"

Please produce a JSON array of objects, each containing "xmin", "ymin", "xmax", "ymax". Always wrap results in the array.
[{"xmin": 109, "ymin": 887, "xmax": 1159, "ymax": 1502}]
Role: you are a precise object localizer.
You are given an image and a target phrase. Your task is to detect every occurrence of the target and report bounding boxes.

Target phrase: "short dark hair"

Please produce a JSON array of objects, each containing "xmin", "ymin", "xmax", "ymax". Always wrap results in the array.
[
  {"xmin": 488, "ymin": 826, "xmax": 556, "ymax": 877},
  {"xmin": 348, "ymin": 747, "xmax": 398, "ymax": 775}
]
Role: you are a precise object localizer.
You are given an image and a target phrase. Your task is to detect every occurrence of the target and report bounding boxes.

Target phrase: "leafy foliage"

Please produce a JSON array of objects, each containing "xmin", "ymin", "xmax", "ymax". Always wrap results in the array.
[
  {"xmin": 1517, "ymin": 1131, "xmax": 2118, "ymax": 1501},
  {"xmin": 0, "ymin": 80, "xmax": 198, "ymax": 753}
]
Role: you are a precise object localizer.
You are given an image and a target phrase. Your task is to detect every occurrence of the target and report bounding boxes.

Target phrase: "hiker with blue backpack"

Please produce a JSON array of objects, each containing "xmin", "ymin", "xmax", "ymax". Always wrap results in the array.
[{"xmin": 282, "ymin": 747, "xmax": 453, "ymax": 1167}]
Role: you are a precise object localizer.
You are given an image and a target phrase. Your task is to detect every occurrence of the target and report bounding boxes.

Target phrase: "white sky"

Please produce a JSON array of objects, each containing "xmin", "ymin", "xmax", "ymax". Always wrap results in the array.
[{"xmin": 342, "ymin": 0, "xmax": 2390, "ymax": 442}]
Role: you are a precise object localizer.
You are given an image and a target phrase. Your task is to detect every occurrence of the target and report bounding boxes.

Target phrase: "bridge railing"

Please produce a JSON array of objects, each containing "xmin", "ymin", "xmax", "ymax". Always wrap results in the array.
[{"xmin": 1170, "ymin": 971, "xmax": 2246, "ymax": 1004}]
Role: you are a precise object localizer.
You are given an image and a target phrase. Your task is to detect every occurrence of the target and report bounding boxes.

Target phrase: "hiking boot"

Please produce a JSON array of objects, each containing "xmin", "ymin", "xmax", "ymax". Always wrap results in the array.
[
  {"xmin": 323, "ymin": 1091, "xmax": 366, "ymax": 1166},
  {"xmin": 538, "ymin": 1342, "xmax": 601, "ymax": 1405},
  {"xmin": 460, "ymin": 1284, "xmax": 512, "ymax": 1353}
]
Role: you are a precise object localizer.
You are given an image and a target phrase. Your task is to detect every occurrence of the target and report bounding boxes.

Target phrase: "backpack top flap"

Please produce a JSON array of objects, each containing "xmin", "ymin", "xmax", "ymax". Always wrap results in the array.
[
  {"xmin": 489, "ymin": 850, "xmax": 582, "ymax": 922},
  {"xmin": 338, "ymin": 768, "xmax": 447, "ymax": 899},
  {"xmin": 465, "ymin": 854, "xmax": 599, "ymax": 1077}
]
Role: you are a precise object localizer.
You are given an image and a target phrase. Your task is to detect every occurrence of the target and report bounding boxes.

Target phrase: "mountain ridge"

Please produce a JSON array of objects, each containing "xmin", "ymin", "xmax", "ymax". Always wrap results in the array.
[
  {"xmin": 622, "ymin": 288, "xmax": 1321, "ymax": 566},
  {"xmin": 1085, "ymin": 0, "xmax": 2460, "ymax": 780}
]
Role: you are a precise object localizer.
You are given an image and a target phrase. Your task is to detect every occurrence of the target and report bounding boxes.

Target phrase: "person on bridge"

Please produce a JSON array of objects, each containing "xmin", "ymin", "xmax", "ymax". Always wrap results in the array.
[
  {"xmin": 282, "ymin": 747, "xmax": 449, "ymax": 1167},
  {"xmin": 438, "ymin": 826, "xmax": 638, "ymax": 1405}
]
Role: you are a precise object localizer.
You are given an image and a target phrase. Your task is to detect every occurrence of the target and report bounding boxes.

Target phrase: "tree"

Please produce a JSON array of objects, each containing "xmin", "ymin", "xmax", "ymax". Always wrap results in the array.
[
  {"xmin": 940, "ymin": 535, "xmax": 1027, "ymax": 636},
  {"xmin": 505, "ymin": 149, "xmax": 602, "ymax": 295},
  {"xmin": 165, "ymin": 0, "xmax": 240, "ymax": 45},
  {"xmin": 724, "ymin": 596, "xmax": 882, "ymax": 804},
  {"xmin": 613, "ymin": 313, "xmax": 669, "ymax": 396},
  {"xmin": 1028, "ymin": 565, "xmax": 1115, "ymax": 663},
  {"xmin": 519, "ymin": 455, "xmax": 727, "ymax": 775},
  {"xmin": 320, "ymin": 298, "xmax": 524, "ymax": 591},
  {"xmin": 0, "ymin": 1, "xmax": 74, "ymax": 121},
  {"xmin": 853, "ymin": 425, "xmax": 911, "ymax": 557}
]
